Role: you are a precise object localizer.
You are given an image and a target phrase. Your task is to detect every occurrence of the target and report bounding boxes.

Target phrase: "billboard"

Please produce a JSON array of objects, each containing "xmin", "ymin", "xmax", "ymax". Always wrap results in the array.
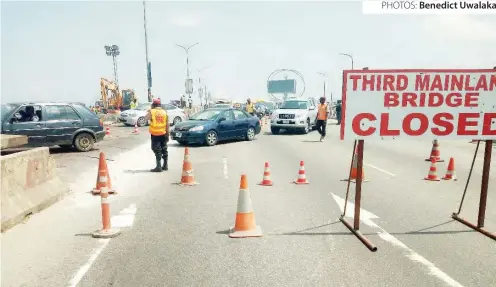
[
  {"xmin": 267, "ymin": 79, "xmax": 296, "ymax": 94},
  {"xmin": 340, "ymin": 69, "xmax": 496, "ymax": 140}
]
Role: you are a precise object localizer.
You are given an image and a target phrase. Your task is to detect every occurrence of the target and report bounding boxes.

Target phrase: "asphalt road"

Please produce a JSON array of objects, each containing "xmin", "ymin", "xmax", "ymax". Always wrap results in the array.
[{"xmin": 2, "ymin": 122, "xmax": 495, "ymax": 287}]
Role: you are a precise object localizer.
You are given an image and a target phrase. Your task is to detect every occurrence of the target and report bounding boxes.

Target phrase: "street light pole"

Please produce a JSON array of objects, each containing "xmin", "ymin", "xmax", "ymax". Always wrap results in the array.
[
  {"xmin": 317, "ymin": 72, "xmax": 327, "ymax": 98},
  {"xmin": 143, "ymin": 0, "xmax": 153, "ymax": 101},
  {"xmin": 104, "ymin": 45, "xmax": 120, "ymax": 86},
  {"xmin": 339, "ymin": 53, "xmax": 354, "ymax": 70},
  {"xmin": 176, "ymin": 42, "xmax": 199, "ymax": 96}
]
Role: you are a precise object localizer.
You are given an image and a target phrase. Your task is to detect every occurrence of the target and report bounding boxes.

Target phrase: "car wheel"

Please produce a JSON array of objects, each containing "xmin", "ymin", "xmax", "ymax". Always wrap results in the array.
[
  {"xmin": 74, "ymin": 132, "xmax": 95, "ymax": 152},
  {"xmin": 271, "ymin": 127, "xmax": 280, "ymax": 135},
  {"xmin": 205, "ymin": 130, "xmax": 218, "ymax": 146},
  {"xmin": 246, "ymin": 127, "xmax": 256, "ymax": 141},
  {"xmin": 136, "ymin": 117, "xmax": 146, "ymax": 127},
  {"xmin": 302, "ymin": 119, "xmax": 311, "ymax": 134},
  {"xmin": 173, "ymin": 116, "xmax": 182, "ymax": 126}
]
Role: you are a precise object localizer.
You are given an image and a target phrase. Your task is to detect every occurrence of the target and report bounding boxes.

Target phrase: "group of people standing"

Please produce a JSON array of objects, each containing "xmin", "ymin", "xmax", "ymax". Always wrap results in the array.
[{"xmin": 180, "ymin": 94, "xmax": 193, "ymax": 109}]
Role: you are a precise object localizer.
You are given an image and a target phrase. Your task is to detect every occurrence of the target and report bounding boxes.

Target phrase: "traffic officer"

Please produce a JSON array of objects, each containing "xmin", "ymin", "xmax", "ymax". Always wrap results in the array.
[
  {"xmin": 130, "ymin": 98, "xmax": 137, "ymax": 109},
  {"xmin": 315, "ymin": 96, "xmax": 330, "ymax": 142},
  {"xmin": 245, "ymin": 98, "xmax": 254, "ymax": 116},
  {"xmin": 145, "ymin": 98, "xmax": 169, "ymax": 172}
]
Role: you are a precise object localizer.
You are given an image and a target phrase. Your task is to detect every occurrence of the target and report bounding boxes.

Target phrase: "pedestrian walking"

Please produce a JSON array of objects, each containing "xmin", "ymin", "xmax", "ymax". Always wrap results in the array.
[{"xmin": 315, "ymin": 96, "xmax": 330, "ymax": 142}]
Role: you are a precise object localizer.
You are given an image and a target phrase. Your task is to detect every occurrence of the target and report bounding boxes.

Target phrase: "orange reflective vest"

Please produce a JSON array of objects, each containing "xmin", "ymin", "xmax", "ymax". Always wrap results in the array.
[
  {"xmin": 149, "ymin": 108, "xmax": 168, "ymax": 136},
  {"xmin": 317, "ymin": 103, "xmax": 328, "ymax": 120}
]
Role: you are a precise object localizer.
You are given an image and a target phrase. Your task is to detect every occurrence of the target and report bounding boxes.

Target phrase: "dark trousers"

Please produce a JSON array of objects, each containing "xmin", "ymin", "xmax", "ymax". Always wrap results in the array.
[
  {"xmin": 151, "ymin": 134, "xmax": 168, "ymax": 161},
  {"xmin": 316, "ymin": 120, "xmax": 327, "ymax": 137},
  {"xmin": 336, "ymin": 112, "xmax": 342, "ymax": 125}
]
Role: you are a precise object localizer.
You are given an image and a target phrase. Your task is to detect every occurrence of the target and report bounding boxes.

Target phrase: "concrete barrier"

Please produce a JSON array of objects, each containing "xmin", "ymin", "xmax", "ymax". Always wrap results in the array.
[
  {"xmin": 1, "ymin": 147, "xmax": 70, "ymax": 232},
  {"xmin": 1, "ymin": 135, "xmax": 28, "ymax": 150}
]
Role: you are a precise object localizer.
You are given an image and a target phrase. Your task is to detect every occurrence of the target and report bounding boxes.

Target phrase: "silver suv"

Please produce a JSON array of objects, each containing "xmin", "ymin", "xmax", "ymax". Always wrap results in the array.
[{"xmin": 270, "ymin": 98, "xmax": 318, "ymax": 134}]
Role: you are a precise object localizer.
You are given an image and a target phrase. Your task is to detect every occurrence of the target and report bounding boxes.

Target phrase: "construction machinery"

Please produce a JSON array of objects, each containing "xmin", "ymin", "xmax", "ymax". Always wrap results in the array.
[{"xmin": 98, "ymin": 78, "xmax": 137, "ymax": 113}]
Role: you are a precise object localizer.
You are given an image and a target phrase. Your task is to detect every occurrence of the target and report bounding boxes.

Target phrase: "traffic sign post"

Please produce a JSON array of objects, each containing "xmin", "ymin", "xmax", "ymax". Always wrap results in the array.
[{"xmin": 339, "ymin": 68, "xmax": 496, "ymax": 251}]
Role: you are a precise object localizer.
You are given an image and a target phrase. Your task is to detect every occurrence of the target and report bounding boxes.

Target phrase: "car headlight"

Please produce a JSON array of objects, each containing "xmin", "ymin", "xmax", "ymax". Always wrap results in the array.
[{"xmin": 189, "ymin": 125, "xmax": 204, "ymax": 132}]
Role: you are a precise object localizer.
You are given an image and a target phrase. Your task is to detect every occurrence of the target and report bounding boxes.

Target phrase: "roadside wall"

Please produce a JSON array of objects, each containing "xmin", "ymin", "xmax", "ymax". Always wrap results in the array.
[{"xmin": 1, "ymin": 147, "xmax": 70, "ymax": 232}]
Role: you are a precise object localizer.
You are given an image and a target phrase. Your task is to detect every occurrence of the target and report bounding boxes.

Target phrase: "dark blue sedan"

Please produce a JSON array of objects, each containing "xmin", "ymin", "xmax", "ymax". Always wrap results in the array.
[{"xmin": 171, "ymin": 108, "xmax": 261, "ymax": 146}]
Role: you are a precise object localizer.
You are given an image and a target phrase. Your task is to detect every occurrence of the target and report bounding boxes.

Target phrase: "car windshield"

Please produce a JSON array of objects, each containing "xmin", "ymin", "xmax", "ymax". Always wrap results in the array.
[
  {"xmin": 1, "ymin": 103, "xmax": 19, "ymax": 121},
  {"xmin": 189, "ymin": 110, "xmax": 222, "ymax": 120},
  {"xmin": 280, "ymin": 101, "xmax": 307, "ymax": 109},
  {"xmin": 135, "ymin": 103, "xmax": 151, "ymax": 110}
]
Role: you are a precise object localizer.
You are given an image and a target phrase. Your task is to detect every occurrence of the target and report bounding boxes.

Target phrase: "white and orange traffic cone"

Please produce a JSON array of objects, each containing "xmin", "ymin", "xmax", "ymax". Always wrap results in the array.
[
  {"xmin": 92, "ymin": 186, "xmax": 121, "ymax": 238},
  {"xmin": 92, "ymin": 152, "xmax": 116, "ymax": 195},
  {"xmin": 425, "ymin": 139, "xmax": 444, "ymax": 162},
  {"xmin": 293, "ymin": 161, "xmax": 310, "ymax": 184},
  {"xmin": 258, "ymin": 162, "xmax": 273, "ymax": 186},
  {"xmin": 178, "ymin": 147, "xmax": 198, "ymax": 186},
  {"xmin": 442, "ymin": 157, "xmax": 457, "ymax": 181},
  {"xmin": 229, "ymin": 174, "xmax": 262, "ymax": 238},
  {"xmin": 424, "ymin": 158, "xmax": 441, "ymax": 181},
  {"xmin": 105, "ymin": 126, "xmax": 111, "ymax": 135},
  {"xmin": 343, "ymin": 152, "xmax": 368, "ymax": 183},
  {"xmin": 132, "ymin": 124, "xmax": 139, "ymax": 134}
]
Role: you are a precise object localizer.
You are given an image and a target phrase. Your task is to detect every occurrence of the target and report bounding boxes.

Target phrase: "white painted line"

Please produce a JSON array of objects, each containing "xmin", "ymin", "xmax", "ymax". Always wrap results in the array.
[
  {"xmin": 111, "ymin": 204, "xmax": 137, "ymax": 228},
  {"xmin": 331, "ymin": 193, "xmax": 464, "ymax": 287},
  {"xmin": 67, "ymin": 204, "xmax": 137, "ymax": 287},
  {"xmin": 222, "ymin": 157, "xmax": 228, "ymax": 179},
  {"xmin": 68, "ymin": 239, "xmax": 110, "ymax": 287},
  {"xmin": 365, "ymin": 163, "xmax": 396, "ymax": 177}
]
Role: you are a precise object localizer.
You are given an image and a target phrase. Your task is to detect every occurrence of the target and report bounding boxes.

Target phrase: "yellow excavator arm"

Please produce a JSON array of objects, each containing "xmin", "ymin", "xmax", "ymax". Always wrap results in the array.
[{"xmin": 100, "ymin": 78, "xmax": 122, "ymax": 110}]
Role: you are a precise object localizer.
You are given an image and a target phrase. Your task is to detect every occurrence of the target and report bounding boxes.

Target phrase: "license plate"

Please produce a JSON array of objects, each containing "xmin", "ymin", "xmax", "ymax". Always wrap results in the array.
[
  {"xmin": 282, "ymin": 120, "xmax": 289, "ymax": 124},
  {"xmin": 175, "ymin": 132, "xmax": 182, "ymax": 138}
]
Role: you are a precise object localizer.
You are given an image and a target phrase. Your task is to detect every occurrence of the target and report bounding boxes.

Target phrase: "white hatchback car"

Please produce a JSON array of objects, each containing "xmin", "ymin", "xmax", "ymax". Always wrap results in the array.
[{"xmin": 119, "ymin": 102, "xmax": 187, "ymax": 127}]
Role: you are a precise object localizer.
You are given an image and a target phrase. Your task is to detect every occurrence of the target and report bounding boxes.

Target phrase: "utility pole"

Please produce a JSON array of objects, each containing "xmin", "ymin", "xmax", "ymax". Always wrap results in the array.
[
  {"xmin": 317, "ymin": 72, "xmax": 327, "ymax": 98},
  {"xmin": 176, "ymin": 43, "xmax": 199, "ymax": 98},
  {"xmin": 143, "ymin": 0, "xmax": 153, "ymax": 102},
  {"xmin": 104, "ymin": 45, "xmax": 120, "ymax": 86}
]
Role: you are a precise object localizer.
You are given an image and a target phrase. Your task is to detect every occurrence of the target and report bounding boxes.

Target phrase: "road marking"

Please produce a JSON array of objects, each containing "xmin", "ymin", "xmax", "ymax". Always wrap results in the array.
[
  {"xmin": 365, "ymin": 163, "xmax": 396, "ymax": 177},
  {"xmin": 331, "ymin": 193, "xmax": 464, "ymax": 287},
  {"xmin": 68, "ymin": 239, "xmax": 109, "ymax": 287},
  {"xmin": 222, "ymin": 157, "xmax": 228, "ymax": 179},
  {"xmin": 67, "ymin": 204, "xmax": 137, "ymax": 287}
]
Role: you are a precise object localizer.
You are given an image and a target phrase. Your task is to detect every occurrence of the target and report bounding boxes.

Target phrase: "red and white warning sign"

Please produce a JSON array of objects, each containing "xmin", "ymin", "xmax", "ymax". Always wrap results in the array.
[{"xmin": 340, "ymin": 69, "xmax": 496, "ymax": 140}]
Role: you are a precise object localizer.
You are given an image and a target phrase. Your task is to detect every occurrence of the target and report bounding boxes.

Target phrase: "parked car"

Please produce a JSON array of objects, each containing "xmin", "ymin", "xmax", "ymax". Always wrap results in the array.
[
  {"xmin": 270, "ymin": 97, "xmax": 318, "ymax": 134},
  {"xmin": 170, "ymin": 108, "xmax": 261, "ymax": 146},
  {"xmin": 119, "ymin": 102, "xmax": 187, "ymax": 127},
  {"xmin": 1, "ymin": 102, "xmax": 105, "ymax": 152},
  {"xmin": 213, "ymin": 104, "xmax": 232, "ymax": 109}
]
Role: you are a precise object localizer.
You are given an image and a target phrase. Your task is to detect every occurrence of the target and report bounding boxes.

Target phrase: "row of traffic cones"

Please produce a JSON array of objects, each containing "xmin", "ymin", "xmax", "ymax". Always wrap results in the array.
[
  {"xmin": 425, "ymin": 157, "xmax": 457, "ymax": 181},
  {"xmin": 256, "ymin": 161, "xmax": 311, "ymax": 186},
  {"xmin": 424, "ymin": 140, "xmax": 457, "ymax": 181}
]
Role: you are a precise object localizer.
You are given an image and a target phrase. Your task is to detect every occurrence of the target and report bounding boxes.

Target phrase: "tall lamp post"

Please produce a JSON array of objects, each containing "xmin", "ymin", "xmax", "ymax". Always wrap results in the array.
[
  {"xmin": 176, "ymin": 42, "xmax": 199, "ymax": 98},
  {"xmin": 104, "ymin": 45, "xmax": 120, "ymax": 86},
  {"xmin": 197, "ymin": 66, "xmax": 210, "ymax": 108},
  {"xmin": 143, "ymin": 0, "xmax": 153, "ymax": 102},
  {"xmin": 339, "ymin": 53, "xmax": 354, "ymax": 70},
  {"xmin": 317, "ymin": 72, "xmax": 327, "ymax": 99}
]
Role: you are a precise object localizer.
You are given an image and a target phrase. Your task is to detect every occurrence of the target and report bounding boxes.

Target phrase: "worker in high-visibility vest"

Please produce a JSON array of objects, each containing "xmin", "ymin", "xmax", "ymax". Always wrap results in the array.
[
  {"xmin": 130, "ymin": 98, "xmax": 137, "ymax": 109},
  {"xmin": 145, "ymin": 98, "xmax": 169, "ymax": 172},
  {"xmin": 245, "ymin": 98, "xmax": 254, "ymax": 116},
  {"xmin": 315, "ymin": 96, "xmax": 330, "ymax": 142}
]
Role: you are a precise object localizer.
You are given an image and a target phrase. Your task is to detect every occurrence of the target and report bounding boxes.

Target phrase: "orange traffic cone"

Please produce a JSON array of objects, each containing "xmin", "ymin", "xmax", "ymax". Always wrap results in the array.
[
  {"xmin": 92, "ymin": 185, "xmax": 121, "ymax": 238},
  {"xmin": 132, "ymin": 124, "xmax": 139, "ymax": 134},
  {"xmin": 92, "ymin": 152, "xmax": 116, "ymax": 195},
  {"xmin": 229, "ymin": 174, "xmax": 262, "ymax": 238},
  {"xmin": 178, "ymin": 147, "xmax": 198, "ymax": 186},
  {"xmin": 258, "ymin": 162, "xmax": 273, "ymax": 186},
  {"xmin": 293, "ymin": 161, "xmax": 310, "ymax": 184},
  {"xmin": 425, "ymin": 139, "xmax": 444, "ymax": 162},
  {"xmin": 105, "ymin": 126, "xmax": 111, "ymax": 135},
  {"xmin": 346, "ymin": 153, "xmax": 368, "ymax": 183},
  {"xmin": 442, "ymin": 157, "xmax": 457, "ymax": 181},
  {"xmin": 424, "ymin": 158, "xmax": 441, "ymax": 181}
]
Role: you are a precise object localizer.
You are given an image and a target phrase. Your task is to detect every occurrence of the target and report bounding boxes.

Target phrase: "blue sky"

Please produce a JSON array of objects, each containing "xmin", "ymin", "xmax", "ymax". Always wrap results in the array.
[{"xmin": 2, "ymin": 1, "xmax": 495, "ymax": 106}]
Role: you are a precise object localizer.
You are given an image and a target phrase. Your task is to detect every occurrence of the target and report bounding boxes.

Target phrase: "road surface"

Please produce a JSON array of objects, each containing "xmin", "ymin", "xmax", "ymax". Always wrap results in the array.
[{"xmin": 2, "ymin": 122, "xmax": 495, "ymax": 287}]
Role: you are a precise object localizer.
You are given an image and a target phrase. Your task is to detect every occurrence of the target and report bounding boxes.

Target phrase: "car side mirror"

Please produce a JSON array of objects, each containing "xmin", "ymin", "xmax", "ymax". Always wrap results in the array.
[{"xmin": 218, "ymin": 117, "xmax": 226, "ymax": 122}]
